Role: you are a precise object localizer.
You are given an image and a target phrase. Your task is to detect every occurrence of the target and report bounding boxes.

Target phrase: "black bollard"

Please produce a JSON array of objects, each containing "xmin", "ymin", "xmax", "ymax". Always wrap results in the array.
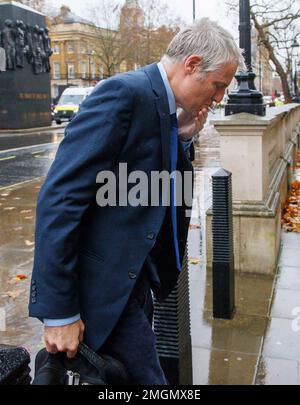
[
  {"xmin": 153, "ymin": 249, "xmax": 192, "ymax": 385},
  {"xmin": 212, "ymin": 169, "xmax": 235, "ymax": 319}
]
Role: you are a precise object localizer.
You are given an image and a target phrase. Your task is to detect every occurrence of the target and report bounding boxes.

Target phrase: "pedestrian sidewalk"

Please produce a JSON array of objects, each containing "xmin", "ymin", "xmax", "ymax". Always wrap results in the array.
[
  {"xmin": 0, "ymin": 180, "xmax": 44, "ymax": 369},
  {"xmin": 188, "ymin": 168, "xmax": 300, "ymax": 385}
]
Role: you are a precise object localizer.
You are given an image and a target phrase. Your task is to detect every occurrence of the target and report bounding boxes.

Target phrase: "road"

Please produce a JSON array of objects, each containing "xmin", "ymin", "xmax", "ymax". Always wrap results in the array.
[{"xmin": 0, "ymin": 130, "xmax": 64, "ymax": 189}]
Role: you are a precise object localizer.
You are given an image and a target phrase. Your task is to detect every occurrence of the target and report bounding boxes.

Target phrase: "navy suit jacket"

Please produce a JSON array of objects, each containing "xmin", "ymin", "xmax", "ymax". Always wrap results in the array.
[{"xmin": 29, "ymin": 63, "xmax": 194, "ymax": 350}]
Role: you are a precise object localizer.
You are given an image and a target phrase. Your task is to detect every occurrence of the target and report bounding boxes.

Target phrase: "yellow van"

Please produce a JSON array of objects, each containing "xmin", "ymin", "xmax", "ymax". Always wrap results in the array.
[{"xmin": 53, "ymin": 86, "xmax": 94, "ymax": 124}]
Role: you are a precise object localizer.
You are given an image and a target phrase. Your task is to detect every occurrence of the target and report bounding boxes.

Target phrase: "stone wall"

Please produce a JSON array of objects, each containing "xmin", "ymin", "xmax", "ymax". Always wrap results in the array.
[{"xmin": 206, "ymin": 104, "xmax": 300, "ymax": 274}]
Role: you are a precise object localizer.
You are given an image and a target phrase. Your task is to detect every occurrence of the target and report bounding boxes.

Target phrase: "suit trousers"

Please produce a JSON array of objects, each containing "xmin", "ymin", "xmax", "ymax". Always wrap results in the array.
[{"xmin": 99, "ymin": 271, "xmax": 168, "ymax": 385}]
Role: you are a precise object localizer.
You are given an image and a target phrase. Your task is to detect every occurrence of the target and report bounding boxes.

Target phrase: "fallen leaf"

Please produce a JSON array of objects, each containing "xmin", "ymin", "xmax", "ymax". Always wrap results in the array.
[
  {"xmin": 6, "ymin": 289, "xmax": 25, "ymax": 299},
  {"xmin": 15, "ymin": 274, "xmax": 27, "ymax": 281},
  {"xmin": 25, "ymin": 240, "xmax": 35, "ymax": 246},
  {"xmin": 8, "ymin": 278, "xmax": 17, "ymax": 285},
  {"xmin": 21, "ymin": 210, "xmax": 32, "ymax": 214},
  {"xmin": 188, "ymin": 257, "xmax": 201, "ymax": 265},
  {"xmin": 189, "ymin": 224, "xmax": 200, "ymax": 230},
  {"xmin": 282, "ymin": 159, "xmax": 300, "ymax": 233}
]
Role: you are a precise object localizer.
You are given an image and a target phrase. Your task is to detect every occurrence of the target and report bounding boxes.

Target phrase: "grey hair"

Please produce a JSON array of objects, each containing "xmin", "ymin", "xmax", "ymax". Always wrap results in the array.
[{"xmin": 162, "ymin": 18, "xmax": 246, "ymax": 74}]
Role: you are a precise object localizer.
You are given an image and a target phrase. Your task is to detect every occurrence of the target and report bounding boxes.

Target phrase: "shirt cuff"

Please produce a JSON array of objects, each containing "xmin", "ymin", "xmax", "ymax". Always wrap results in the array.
[{"xmin": 43, "ymin": 313, "xmax": 81, "ymax": 327}]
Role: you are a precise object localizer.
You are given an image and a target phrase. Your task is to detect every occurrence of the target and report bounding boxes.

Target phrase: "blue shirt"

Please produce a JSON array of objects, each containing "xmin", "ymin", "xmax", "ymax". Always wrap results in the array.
[{"xmin": 157, "ymin": 62, "xmax": 193, "ymax": 152}]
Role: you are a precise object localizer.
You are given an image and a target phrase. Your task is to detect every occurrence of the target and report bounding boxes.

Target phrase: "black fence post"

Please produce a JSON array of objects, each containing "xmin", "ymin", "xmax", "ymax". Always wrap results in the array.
[
  {"xmin": 153, "ymin": 249, "xmax": 192, "ymax": 385},
  {"xmin": 212, "ymin": 168, "xmax": 235, "ymax": 319}
]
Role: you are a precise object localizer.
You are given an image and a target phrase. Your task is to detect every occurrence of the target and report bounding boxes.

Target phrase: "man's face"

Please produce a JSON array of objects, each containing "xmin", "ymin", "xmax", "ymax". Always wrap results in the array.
[{"xmin": 176, "ymin": 60, "xmax": 238, "ymax": 115}]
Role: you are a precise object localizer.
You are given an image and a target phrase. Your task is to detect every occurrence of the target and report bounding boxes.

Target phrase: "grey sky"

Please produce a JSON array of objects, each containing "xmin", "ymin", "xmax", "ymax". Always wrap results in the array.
[{"xmin": 51, "ymin": 0, "xmax": 239, "ymax": 38}]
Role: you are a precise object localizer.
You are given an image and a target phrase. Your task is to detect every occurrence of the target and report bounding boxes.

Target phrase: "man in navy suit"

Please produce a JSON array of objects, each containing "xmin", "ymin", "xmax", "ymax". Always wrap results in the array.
[{"xmin": 29, "ymin": 18, "xmax": 245, "ymax": 384}]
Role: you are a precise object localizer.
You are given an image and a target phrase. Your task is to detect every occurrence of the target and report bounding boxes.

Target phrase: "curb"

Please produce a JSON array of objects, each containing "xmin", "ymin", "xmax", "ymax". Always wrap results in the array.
[
  {"xmin": 0, "ymin": 123, "xmax": 67, "ymax": 136},
  {"xmin": 0, "ymin": 177, "xmax": 44, "ymax": 192}
]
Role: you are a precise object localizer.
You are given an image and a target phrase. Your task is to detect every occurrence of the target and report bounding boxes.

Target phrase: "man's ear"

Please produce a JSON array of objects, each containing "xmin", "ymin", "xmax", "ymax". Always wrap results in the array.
[{"xmin": 184, "ymin": 55, "xmax": 203, "ymax": 75}]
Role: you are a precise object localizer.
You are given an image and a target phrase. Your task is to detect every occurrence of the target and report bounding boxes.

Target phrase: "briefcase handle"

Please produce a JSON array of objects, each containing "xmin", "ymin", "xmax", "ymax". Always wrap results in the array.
[
  {"xmin": 77, "ymin": 342, "xmax": 106, "ymax": 372},
  {"xmin": 78, "ymin": 342, "xmax": 129, "ymax": 383}
]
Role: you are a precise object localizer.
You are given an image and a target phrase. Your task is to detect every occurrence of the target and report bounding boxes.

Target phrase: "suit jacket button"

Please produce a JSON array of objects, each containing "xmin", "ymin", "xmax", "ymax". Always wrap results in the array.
[
  {"xmin": 31, "ymin": 298, "xmax": 37, "ymax": 304},
  {"xmin": 31, "ymin": 285, "xmax": 36, "ymax": 291},
  {"xmin": 147, "ymin": 232, "xmax": 155, "ymax": 240},
  {"xmin": 31, "ymin": 291, "xmax": 37, "ymax": 297},
  {"xmin": 128, "ymin": 271, "xmax": 137, "ymax": 280}
]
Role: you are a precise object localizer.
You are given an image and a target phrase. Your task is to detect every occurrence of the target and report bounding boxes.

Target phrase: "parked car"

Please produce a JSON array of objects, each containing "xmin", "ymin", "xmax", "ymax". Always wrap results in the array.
[{"xmin": 53, "ymin": 86, "xmax": 94, "ymax": 124}]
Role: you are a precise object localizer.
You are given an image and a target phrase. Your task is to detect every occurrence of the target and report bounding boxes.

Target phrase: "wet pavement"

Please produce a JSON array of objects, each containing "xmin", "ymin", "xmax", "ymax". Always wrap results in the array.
[
  {"xmin": 0, "ymin": 133, "xmax": 63, "ymax": 188},
  {"xmin": 0, "ymin": 131, "xmax": 64, "ymax": 152},
  {"xmin": 0, "ymin": 121, "xmax": 299, "ymax": 384},
  {"xmin": 0, "ymin": 180, "xmax": 44, "ymax": 372},
  {"xmin": 188, "ymin": 161, "xmax": 300, "ymax": 384}
]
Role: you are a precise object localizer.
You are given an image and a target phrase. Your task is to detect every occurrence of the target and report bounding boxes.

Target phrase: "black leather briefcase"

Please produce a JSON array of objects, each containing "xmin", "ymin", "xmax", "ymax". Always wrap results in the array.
[
  {"xmin": 0, "ymin": 344, "xmax": 31, "ymax": 385},
  {"xmin": 32, "ymin": 342, "xmax": 130, "ymax": 385}
]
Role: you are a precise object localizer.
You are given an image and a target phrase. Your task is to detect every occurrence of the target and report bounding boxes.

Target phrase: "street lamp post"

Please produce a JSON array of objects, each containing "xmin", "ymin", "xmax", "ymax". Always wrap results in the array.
[
  {"xmin": 297, "ymin": 60, "xmax": 300, "ymax": 100},
  {"xmin": 87, "ymin": 50, "xmax": 95, "ymax": 86},
  {"xmin": 66, "ymin": 63, "xmax": 68, "ymax": 86},
  {"xmin": 225, "ymin": 0, "xmax": 265, "ymax": 116},
  {"xmin": 193, "ymin": 0, "xmax": 196, "ymax": 21},
  {"xmin": 291, "ymin": 38, "xmax": 299, "ymax": 100}
]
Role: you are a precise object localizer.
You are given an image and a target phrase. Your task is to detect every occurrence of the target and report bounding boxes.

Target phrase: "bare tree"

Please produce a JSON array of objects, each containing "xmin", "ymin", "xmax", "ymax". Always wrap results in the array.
[
  {"xmin": 138, "ymin": 0, "xmax": 182, "ymax": 65},
  {"xmin": 86, "ymin": 0, "xmax": 182, "ymax": 75},
  {"xmin": 15, "ymin": 0, "xmax": 47, "ymax": 12},
  {"xmin": 87, "ymin": 0, "xmax": 133, "ymax": 77},
  {"xmin": 226, "ymin": 0, "xmax": 300, "ymax": 102}
]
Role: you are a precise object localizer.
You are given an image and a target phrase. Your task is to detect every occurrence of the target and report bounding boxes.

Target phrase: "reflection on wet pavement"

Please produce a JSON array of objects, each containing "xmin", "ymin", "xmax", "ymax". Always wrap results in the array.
[
  {"xmin": 0, "ymin": 131, "xmax": 64, "ymax": 152},
  {"xmin": 0, "ymin": 143, "xmax": 60, "ymax": 188},
  {"xmin": 189, "ymin": 164, "xmax": 300, "ymax": 385},
  {"xmin": 0, "ymin": 180, "xmax": 44, "ymax": 373},
  {"xmin": 188, "ymin": 169, "xmax": 262, "ymax": 384}
]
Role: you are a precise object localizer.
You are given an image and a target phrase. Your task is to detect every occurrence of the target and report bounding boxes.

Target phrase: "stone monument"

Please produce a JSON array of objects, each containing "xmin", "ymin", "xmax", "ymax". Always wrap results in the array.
[{"xmin": 0, "ymin": 1, "xmax": 52, "ymax": 129}]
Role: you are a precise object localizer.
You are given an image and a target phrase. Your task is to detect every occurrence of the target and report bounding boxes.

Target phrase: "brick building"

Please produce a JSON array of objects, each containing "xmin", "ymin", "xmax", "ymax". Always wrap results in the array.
[{"xmin": 50, "ymin": 6, "xmax": 111, "ymax": 102}]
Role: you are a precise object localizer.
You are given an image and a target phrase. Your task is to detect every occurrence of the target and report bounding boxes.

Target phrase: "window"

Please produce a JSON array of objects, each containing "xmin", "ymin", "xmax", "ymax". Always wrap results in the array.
[
  {"xmin": 67, "ymin": 43, "xmax": 74, "ymax": 53},
  {"xmin": 58, "ymin": 95, "xmax": 85, "ymax": 105},
  {"xmin": 52, "ymin": 85, "xmax": 59, "ymax": 99},
  {"xmin": 91, "ymin": 62, "xmax": 96, "ymax": 80},
  {"xmin": 81, "ymin": 62, "xmax": 87, "ymax": 79},
  {"xmin": 98, "ymin": 65, "xmax": 103, "ymax": 80},
  {"xmin": 90, "ymin": 62, "xmax": 95, "ymax": 79},
  {"xmin": 67, "ymin": 63, "xmax": 75, "ymax": 79},
  {"xmin": 53, "ymin": 62, "xmax": 60, "ymax": 79},
  {"xmin": 53, "ymin": 44, "xmax": 59, "ymax": 54}
]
